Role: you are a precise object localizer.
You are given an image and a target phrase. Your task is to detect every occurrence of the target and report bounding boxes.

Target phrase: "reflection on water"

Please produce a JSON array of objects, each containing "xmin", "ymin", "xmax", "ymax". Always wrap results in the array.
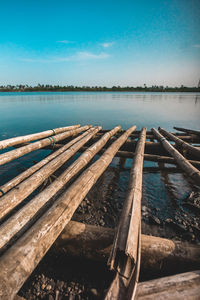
[{"xmin": 0, "ymin": 92, "xmax": 200, "ymax": 223}]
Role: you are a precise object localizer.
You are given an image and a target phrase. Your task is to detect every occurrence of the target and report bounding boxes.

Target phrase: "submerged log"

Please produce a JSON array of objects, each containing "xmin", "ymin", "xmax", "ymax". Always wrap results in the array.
[
  {"xmin": 106, "ymin": 128, "xmax": 146, "ymax": 299},
  {"xmin": 136, "ymin": 270, "xmax": 200, "ymax": 299},
  {"xmin": 0, "ymin": 125, "xmax": 91, "ymax": 166},
  {"xmin": 52, "ymin": 221, "xmax": 200, "ymax": 273},
  {"xmin": 159, "ymin": 127, "xmax": 200, "ymax": 159},
  {"xmin": 174, "ymin": 126, "xmax": 200, "ymax": 137},
  {"xmin": 152, "ymin": 128, "xmax": 200, "ymax": 185},
  {"xmin": 0, "ymin": 127, "xmax": 100, "ymax": 222},
  {"xmin": 0, "ymin": 125, "xmax": 136, "ymax": 299},
  {"xmin": 0, "ymin": 126, "xmax": 122, "ymax": 250},
  {"xmin": 0, "ymin": 125, "xmax": 80, "ymax": 150}
]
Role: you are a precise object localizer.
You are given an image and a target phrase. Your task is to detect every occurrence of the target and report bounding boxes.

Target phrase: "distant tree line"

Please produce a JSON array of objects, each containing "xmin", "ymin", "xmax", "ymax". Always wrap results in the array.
[{"xmin": 0, "ymin": 84, "xmax": 200, "ymax": 92}]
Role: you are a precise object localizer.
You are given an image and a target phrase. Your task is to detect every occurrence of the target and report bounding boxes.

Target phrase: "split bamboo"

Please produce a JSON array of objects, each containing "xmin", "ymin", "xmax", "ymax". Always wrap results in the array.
[
  {"xmin": 0, "ymin": 125, "xmax": 90, "ymax": 166},
  {"xmin": 0, "ymin": 125, "xmax": 136, "ymax": 299},
  {"xmin": 152, "ymin": 128, "xmax": 200, "ymax": 185},
  {"xmin": 174, "ymin": 126, "xmax": 200, "ymax": 137},
  {"xmin": 159, "ymin": 127, "xmax": 200, "ymax": 159},
  {"xmin": 0, "ymin": 127, "xmax": 100, "ymax": 222},
  {"xmin": 53, "ymin": 221, "xmax": 200, "ymax": 273},
  {"xmin": 0, "ymin": 125, "xmax": 80, "ymax": 150},
  {"xmin": 0, "ymin": 126, "xmax": 121, "ymax": 250},
  {"xmin": 136, "ymin": 270, "xmax": 200, "ymax": 299},
  {"xmin": 0, "ymin": 127, "xmax": 94, "ymax": 196},
  {"xmin": 106, "ymin": 128, "xmax": 146, "ymax": 300}
]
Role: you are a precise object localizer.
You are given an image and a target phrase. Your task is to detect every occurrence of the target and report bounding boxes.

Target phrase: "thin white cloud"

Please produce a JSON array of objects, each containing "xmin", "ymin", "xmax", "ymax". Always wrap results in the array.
[
  {"xmin": 193, "ymin": 44, "xmax": 200, "ymax": 48},
  {"xmin": 20, "ymin": 51, "xmax": 110, "ymax": 63},
  {"xmin": 57, "ymin": 40, "xmax": 74, "ymax": 44},
  {"xmin": 100, "ymin": 42, "xmax": 114, "ymax": 48}
]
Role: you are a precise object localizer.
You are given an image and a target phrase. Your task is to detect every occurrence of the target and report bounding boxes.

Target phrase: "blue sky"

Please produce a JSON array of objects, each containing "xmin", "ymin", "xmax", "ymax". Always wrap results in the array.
[{"xmin": 0, "ymin": 0, "xmax": 200, "ymax": 86}]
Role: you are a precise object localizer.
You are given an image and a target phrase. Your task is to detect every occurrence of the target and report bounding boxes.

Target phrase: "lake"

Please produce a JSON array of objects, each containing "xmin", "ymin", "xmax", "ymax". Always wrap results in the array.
[{"xmin": 0, "ymin": 92, "xmax": 200, "ymax": 221}]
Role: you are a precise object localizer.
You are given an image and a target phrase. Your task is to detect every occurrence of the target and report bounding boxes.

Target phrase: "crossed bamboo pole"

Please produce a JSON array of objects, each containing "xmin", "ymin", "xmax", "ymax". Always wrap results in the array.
[
  {"xmin": 0, "ymin": 125, "xmax": 80, "ymax": 150},
  {"xmin": 0, "ymin": 125, "xmax": 90, "ymax": 166}
]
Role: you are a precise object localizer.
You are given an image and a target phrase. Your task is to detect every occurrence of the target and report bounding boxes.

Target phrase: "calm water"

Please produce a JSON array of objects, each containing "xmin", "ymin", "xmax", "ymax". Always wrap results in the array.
[{"xmin": 0, "ymin": 92, "xmax": 200, "ymax": 220}]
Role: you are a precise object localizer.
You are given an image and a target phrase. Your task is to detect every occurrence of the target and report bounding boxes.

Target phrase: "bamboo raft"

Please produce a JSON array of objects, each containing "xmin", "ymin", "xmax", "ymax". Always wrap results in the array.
[{"xmin": 0, "ymin": 124, "xmax": 200, "ymax": 299}]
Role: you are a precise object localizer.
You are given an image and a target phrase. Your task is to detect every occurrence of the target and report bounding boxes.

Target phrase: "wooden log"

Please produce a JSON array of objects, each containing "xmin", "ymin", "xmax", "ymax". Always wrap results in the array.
[
  {"xmin": 0, "ymin": 125, "xmax": 91, "ymax": 166},
  {"xmin": 0, "ymin": 125, "xmax": 136, "ymax": 299},
  {"xmin": 174, "ymin": 126, "xmax": 200, "ymax": 137},
  {"xmin": 159, "ymin": 127, "xmax": 200, "ymax": 159},
  {"xmin": 52, "ymin": 221, "xmax": 200, "ymax": 273},
  {"xmin": 0, "ymin": 126, "xmax": 100, "ymax": 222},
  {"xmin": 106, "ymin": 128, "xmax": 146, "ymax": 299},
  {"xmin": 79, "ymin": 147, "xmax": 200, "ymax": 169},
  {"xmin": 136, "ymin": 270, "xmax": 200, "ymax": 299},
  {"xmin": 152, "ymin": 128, "xmax": 200, "ymax": 185},
  {"xmin": 0, "ymin": 127, "xmax": 94, "ymax": 196},
  {"xmin": 0, "ymin": 125, "xmax": 80, "ymax": 150},
  {"xmin": 0, "ymin": 126, "xmax": 121, "ymax": 251}
]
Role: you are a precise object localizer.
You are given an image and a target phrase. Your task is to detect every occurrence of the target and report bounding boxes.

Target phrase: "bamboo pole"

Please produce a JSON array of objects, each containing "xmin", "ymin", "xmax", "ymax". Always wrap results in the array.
[
  {"xmin": 152, "ymin": 128, "xmax": 200, "ymax": 185},
  {"xmin": 0, "ymin": 125, "xmax": 90, "ymax": 166},
  {"xmin": 159, "ymin": 127, "xmax": 200, "ymax": 159},
  {"xmin": 106, "ymin": 128, "xmax": 146, "ymax": 300},
  {"xmin": 136, "ymin": 270, "xmax": 200, "ymax": 299},
  {"xmin": 0, "ymin": 125, "xmax": 80, "ymax": 150},
  {"xmin": 174, "ymin": 126, "xmax": 200, "ymax": 137},
  {"xmin": 0, "ymin": 126, "xmax": 121, "ymax": 251},
  {"xmin": 0, "ymin": 127, "xmax": 100, "ymax": 222},
  {"xmin": 0, "ymin": 125, "xmax": 136, "ymax": 299},
  {"xmin": 0, "ymin": 128, "xmax": 95, "ymax": 196},
  {"xmin": 79, "ymin": 147, "xmax": 200, "ymax": 168},
  {"xmin": 52, "ymin": 221, "xmax": 200, "ymax": 273}
]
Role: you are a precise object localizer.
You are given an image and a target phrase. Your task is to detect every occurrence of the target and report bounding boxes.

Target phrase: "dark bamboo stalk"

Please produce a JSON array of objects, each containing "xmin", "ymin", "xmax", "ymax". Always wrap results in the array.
[
  {"xmin": 152, "ymin": 128, "xmax": 200, "ymax": 185},
  {"xmin": 0, "ymin": 125, "xmax": 80, "ymax": 150},
  {"xmin": 174, "ymin": 126, "xmax": 200, "ymax": 137},
  {"xmin": 0, "ymin": 125, "xmax": 91, "ymax": 166},
  {"xmin": 0, "ymin": 125, "xmax": 136, "ymax": 299},
  {"xmin": 159, "ymin": 127, "xmax": 200, "ymax": 159}
]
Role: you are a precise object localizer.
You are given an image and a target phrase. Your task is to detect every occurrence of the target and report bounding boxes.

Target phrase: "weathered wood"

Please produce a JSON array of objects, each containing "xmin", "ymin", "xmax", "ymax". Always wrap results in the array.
[
  {"xmin": 0, "ymin": 126, "xmax": 121, "ymax": 251},
  {"xmin": 0, "ymin": 125, "xmax": 136, "ymax": 299},
  {"xmin": 52, "ymin": 221, "xmax": 200, "ymax": 273},
  {"xmin": 0, "ymin": 125, "xmax": 91, "ymax": 166},
  {"xmin": 0, "ymin": 127, "xmax": 100, "ymax": 222},
  {"xmin": 0, "ymin": 125, "xmax": 80, "ymax": 150},
  {"xmin": 106, "ymin": 128, "xmax": 146, "ymax": 300},
  {"xmin": 159, "ymin": 127, "xmax": 200, "ymax": 159},
  {"xmin": 152, "ymin": 128, "xmax": 200, "ymax": 185},
  {"xmin": 0, "ymin": 127, "xmax": 94, "ymax": 196},
  {"xmin": 136, "ymin": 270, "xmax": 200, "ymax": 299},
  {"xmin": 79, "ymin": 147, "xmax": 200, "ymax": 168},
  {"xmin": 174, "ymin": 126, "xmax": 200, "ymax": 137}
]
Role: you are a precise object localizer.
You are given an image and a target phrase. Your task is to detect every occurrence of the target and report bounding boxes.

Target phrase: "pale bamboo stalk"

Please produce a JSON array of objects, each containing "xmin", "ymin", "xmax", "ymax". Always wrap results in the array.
[
  {"xmin": 53, "ymin": 221, "xmax": 200, "ymax": 272},
  {"xmin": 106, "ymin": 128, "xmax": 146, "ymax": 300},
  {"xmin": 0, "ymin": 127, "xmax": 94, "ymax": 196},
  {"xmin": 174, "ymin": 126, "xmax": 200, "ymax": 137},
  {"xmin": 0, "ymin": 125, "xmax": 91, "ymax": 166},
  {"xmin": 0, "ymin": 127, "xmax": 99, "ymax": 221},
  {"xmin": 159, "ymin": 127, "xmax": 200, "ymax": 159},
  {"xmin": 0, "ymin": 125, "xmax": 136, "ymax": 299},
  {"xmin": 0, "ymin": 126, "xmax": 121, "ymax": 250},
  {"xmin": 136, "ymin": 270, "xmax": 200, "ymax": 299},
  {"xmin": 80, "ymin": 147, "xmax": 200, "ymax": 168},
  {"xmin": 152, "ymin": 128, "xmax": 200, "ymax": 185},
  {"xmin": 0, "ymin": 125, "xmax": 80, "ymax": 150}
]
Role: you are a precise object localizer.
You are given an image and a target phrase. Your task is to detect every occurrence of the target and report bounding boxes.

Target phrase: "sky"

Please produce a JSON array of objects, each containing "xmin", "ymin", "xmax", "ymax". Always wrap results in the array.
[{"xmin": 0, "ymin": 0, "xmax": 200, "ymax": 87}]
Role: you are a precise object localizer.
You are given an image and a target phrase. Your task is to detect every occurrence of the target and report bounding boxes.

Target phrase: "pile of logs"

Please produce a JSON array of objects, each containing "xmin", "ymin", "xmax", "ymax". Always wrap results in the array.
[{"xmin": 0, "ymin": 124, "xmax": 199, "ymax": 299}]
